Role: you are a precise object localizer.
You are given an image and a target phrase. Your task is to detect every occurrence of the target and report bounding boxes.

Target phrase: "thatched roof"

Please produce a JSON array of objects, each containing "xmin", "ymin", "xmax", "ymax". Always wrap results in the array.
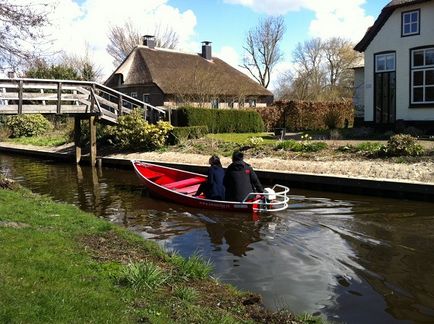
[
  {"xmin": 354, "ymin": 0, "xmax": 432, "ymax": 52},
  {"xmin": 105, "ymin": 46, "xmax": 273, "ymax": 97}
]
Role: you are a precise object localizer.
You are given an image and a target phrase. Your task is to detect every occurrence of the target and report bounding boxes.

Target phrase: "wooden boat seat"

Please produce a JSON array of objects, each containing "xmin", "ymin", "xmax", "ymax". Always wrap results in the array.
[
  {"xmin": 176, "ymin": 184, "xmax": 201, "ymax": 195},
  {"xmin": 164, "ymin": 177, "xmax": 205, "ymax": 189},
  {"xmin": 144, "ymin": 170, "xmax": 164, "ymax": 180}
]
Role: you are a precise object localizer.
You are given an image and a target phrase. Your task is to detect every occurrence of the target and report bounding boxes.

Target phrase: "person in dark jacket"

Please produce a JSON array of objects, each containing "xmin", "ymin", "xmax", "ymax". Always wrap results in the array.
[
  {"xmin": 194, "ymin": 155, "xmax": 225, "ymax": 200},
  {"xmin": 224, "ymin": 151, "xmax": 264, "ymax": 202}
]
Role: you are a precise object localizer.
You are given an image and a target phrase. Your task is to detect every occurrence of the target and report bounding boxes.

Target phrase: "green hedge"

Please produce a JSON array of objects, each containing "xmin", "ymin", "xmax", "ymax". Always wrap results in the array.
[
  {"xmin": 168, "ymin": 126, "xmax": 208, "ymax": 144},
  {"xmin": 175, "ymin": 107, "xmax": 264, "ymax": 133}
]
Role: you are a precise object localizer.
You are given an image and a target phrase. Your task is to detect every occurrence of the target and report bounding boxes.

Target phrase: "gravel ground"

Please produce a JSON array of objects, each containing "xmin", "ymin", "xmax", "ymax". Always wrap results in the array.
[
  {"xmin": 2, "ymin": 142, "xmax": 433, "ymax": 184},
  {"xmin": 110, "ymin": 151, "xmax": 434, "ymax": 184}
]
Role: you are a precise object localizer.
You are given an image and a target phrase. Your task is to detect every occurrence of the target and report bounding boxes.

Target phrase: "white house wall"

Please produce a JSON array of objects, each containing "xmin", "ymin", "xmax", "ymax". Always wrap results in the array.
[{"xmin": 364, "ymin": 2, "xmax": 434, "ymax": 121}]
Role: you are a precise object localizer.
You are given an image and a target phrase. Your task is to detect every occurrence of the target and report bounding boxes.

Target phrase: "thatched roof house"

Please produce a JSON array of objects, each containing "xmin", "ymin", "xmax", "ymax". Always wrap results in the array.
[{"xmin": 105, "ymin": 37, "xmax": 273, "ymax": 108}]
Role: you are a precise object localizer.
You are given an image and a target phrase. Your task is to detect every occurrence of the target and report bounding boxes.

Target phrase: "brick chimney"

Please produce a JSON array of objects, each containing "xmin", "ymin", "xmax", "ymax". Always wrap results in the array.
[
  {"xmin": 201, "ymin": 41, "xmax": 212, "ymax": 60},
  {"xmin": 143, "ymin": 35, "xmax": 155, "ymax": 49}
]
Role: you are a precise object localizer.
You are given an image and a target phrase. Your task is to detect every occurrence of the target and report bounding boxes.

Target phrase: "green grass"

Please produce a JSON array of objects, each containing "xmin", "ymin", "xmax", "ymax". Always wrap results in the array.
[
  {"xmin": 8, "ymin": 133, "xmax": 70, "ymax": 146},
  {"xmin": 168, "ymin": 251, "xmax": 213, "ymax": 280},
  {"xmin": 1, "ymin": 186, "xmax": 330, "ymax": 323},
  {"xmin": 117, "ymin": 261, "xmax": 171, "ymax": 291},
  {"xmin": 174, "ymin": 286, "xmax": 199, "ymax": 303}
]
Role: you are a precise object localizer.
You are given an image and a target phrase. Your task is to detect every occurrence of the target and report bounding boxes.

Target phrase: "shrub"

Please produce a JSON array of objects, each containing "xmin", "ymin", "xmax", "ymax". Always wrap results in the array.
[
  {"xmin": 6, "ymin": 114, "xmax": 53, "ymax": 137},
  {"xmin": 168, "ymin": 126, "xmax": 208, "ymax": 144},
  {"xmin": 275, "ymin": 138, "xmax": 327, "ymax": 152},
  {"xmin": 323, "ymin": 109, "xmax": 341, "ymax": 129},
  {"xmin": 254, "ymin": 106, "xmax": 283, "ymax": 131},
  {"xmin": 117, "ymin": 261, "xmax": 170, "ymax": 291},
  {"xmin": 385, "ymin": 134, "xmax": 424, "ymax": 157},
  {"xmin": 110, "ymin": 109, "xmax": 173, "ymax": 150},
  {"xmin": 175, "ymin": 107, "xmax": 264, "ymax": 133},
  {"xmin": 244, "ymin": 136, "xmax": 264, "ymax": 148},
  {"xmin": 355, "ymin": 142, "xmax": 385, "ymax": 154},
  {"xmin": 169, "ymin": 252, "xmax": 213, "ymax": 280},
  {"xmin": 277, "ymin": 100, "xmax": 354, "ymax": 131}
]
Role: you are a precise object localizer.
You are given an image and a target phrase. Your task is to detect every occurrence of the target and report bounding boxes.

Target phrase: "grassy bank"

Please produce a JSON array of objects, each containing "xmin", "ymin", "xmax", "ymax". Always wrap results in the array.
[{"xmin": 0, "ymin": 180, "xmax": 321, "ymax": 323}]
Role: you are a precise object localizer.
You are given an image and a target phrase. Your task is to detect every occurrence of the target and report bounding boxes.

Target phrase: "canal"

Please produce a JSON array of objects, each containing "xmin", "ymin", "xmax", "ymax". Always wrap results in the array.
[{"xmin": 1, "ymin": 153, "xmax": 433, "ymax": 324}]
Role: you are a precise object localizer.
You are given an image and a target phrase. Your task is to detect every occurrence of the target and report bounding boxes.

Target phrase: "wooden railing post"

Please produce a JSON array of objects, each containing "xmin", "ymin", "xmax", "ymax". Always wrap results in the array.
[
  {"xmin": 74, "ymin": 116, "xmax": 82, "ymax": 164},
  {"xmin": 18, "ymin": 80, "xmax": 23, "ymax": 114},
  {"xmin": 89, "ymin": 115, "xmax": 97, "ymax": 167},
  {"xmin": 90, "ymin": 84, "xmax": 96, "ymax": 113},
  {"xmin": 57, "ymin": 82, "xmax": 62, "ymax": 114}
]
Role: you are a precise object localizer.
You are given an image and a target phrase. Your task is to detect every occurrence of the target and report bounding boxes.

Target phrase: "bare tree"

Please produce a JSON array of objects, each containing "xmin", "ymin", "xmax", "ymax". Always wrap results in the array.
[
  {"xmin": 279, "ymin": 37, "xmax": 360, "ymax": 101},
  {"xmin": 323, "ymin": 37, "xmax": 362, "ymax": 98},
  {"xmin": 0, "ymin": 1, "xmax": 51, "ymax": 70},
  {"xmin": 60, "ymin": 44, "xmax": 103, "ymax": 81},
  {"xmin": 242, "ymin": 16, "xmax": 285, "ymax": 88},
  {"xmin": 107, "ymin": 19, "xmax": 179, "ymax": 66}
]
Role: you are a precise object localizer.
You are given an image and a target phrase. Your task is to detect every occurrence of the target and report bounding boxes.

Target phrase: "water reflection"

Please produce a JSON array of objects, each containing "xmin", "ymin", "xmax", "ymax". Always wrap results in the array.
[{"xmin": 1, "ymin": 153, "xmax": 434, "ymax": 323}]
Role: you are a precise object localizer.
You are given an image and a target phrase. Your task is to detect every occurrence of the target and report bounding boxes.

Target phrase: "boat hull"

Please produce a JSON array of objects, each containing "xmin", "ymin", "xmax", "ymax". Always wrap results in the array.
[{"xmin": 132, "ymin": 161, "xmax": 289, "ymax": 213}]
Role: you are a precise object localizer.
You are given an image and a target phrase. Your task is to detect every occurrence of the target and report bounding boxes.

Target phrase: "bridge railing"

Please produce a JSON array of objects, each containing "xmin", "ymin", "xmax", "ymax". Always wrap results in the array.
[{"xmin": 0, "ymin": 78, "xmax": 166, "ymax": 124}]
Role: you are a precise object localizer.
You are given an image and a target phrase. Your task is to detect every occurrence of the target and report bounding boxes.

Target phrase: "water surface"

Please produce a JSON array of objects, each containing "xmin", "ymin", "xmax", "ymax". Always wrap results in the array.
[{"xmin": 1, "ymin": 153, "xmax": 433, "ymax": 323}]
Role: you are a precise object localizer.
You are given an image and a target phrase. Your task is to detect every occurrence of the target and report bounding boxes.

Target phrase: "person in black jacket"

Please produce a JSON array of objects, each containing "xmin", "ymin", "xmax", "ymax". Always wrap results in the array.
[
  {"xmin": 224, "ymin": 151, "xmax": 264, "ymax": 202},
  {"xmin": 194, "ymin": 155, "xmax": 225, "ymax": 200}
]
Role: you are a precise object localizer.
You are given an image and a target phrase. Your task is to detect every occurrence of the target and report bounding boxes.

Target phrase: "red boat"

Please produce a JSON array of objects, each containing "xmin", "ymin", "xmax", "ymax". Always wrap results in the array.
[{"xmin": 132, "ymin": 160, "xmax": 290, "ymax": 213}]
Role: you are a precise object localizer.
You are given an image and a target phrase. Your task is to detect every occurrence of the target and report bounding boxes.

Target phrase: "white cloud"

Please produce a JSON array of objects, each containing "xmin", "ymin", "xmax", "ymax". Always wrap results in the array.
[
  {"xmin": 305, "ymin": 0, "xmax": 375, "ymax": 41},
  {"xmin": 224, "ymin": 0, "xmax": 305, "ymax": 15},
  {"xmin": 224, "ymin": 0, "xmax": 375, "ymax": 42},
  {"xmin": 42, "ymin": 0, "xmax": 197, "ymax": 79},
  {"xmin": 214, "ymin": 46, "xmax": 240, "ymax": 68}
]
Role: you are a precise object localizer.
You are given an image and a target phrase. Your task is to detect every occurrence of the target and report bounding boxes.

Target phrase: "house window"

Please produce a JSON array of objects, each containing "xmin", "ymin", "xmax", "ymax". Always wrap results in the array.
[
  {"xmin": 411, "ymin": 47, "xmax": 434, "ymax": 104},
  {"xmin": 375, "ymin": 53, "xmax": 395, "ymax": 73},
  {"xmin": 143, "ymin": 94, "xmax": 150, "ymax": 103},
  {"xmin": 130, "ymin": 92, "xmax": 137, "ymax": 98},
  {"xmin": 248, "ymin": 99, "xmax": 256, "ymax": 107},
  {"xmin": 402, "ymin": 10, "xmax": 420, "ymax": 36}
]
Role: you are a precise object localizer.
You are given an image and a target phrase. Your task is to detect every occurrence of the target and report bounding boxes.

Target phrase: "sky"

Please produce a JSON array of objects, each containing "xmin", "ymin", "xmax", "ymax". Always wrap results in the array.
[{"xmin": 40, "ymin": 0, "xmax": 390, "ymax": 88}]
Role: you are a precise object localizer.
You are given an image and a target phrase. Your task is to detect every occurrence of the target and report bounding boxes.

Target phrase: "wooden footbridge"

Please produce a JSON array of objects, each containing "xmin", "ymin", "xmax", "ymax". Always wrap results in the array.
[{"xmin": 0, "ymin": 78, "xmax": 167, "ymax": 165}]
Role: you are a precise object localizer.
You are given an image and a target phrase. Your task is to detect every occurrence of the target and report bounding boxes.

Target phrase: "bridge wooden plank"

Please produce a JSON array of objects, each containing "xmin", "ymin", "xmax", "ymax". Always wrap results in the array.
[{"xmin": 0, "ymin": 93, "xmax": 89, "ymax": 100}]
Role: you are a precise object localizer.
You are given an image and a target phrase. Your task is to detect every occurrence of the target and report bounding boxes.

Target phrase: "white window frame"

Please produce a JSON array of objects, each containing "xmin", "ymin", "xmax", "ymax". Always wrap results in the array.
[
  {"xmin": 130, "ymin": 91, "xmax": 137, "ymax": 98},
  {"xmin": 402, "ymin": 10, "xmax": 420, "ymax": 36},
  {"xmin": 375, "ymin": 53, "xmax": 395, "ymax": 73},
  {"xmin": 411, "ymin": 47, "xmax": 434, "ymax": 104}
]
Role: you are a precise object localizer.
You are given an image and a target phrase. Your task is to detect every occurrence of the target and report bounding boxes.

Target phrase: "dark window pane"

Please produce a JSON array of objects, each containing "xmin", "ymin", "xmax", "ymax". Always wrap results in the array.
[
  {"xmin": 426, "ymin": 87, "xmax": 434, "ymax": 101},
  {"xmin": 386, "ymin": 56, "xmax": 395, "ymax": 70},
  {"xmin": 404, "ymin": 24, "xmax": 410, "ymax": 34},
  {"xmin": 413, "ymin": 51, "xmax": 424, "ymax": 66},
  {"xmin": 413, "ymin": 88, "xmax": 423, "ymax": 102},
  {"xmin": 410, "ymin": 23, "xmax": 418, "ymax": 33},
  {"xmin": 411, "ymin": 12, "xmax": 418, "ymax": 22},
  {"xmin": 426, "ymin": 70, "xmax": 434, "ymax": 85},
  {"xmin": 404, "ymin": 14, "xmax": 410, "ymax": 23},
  {"xmin": 426, "ymin": 50, "xmax": 434, "ymax": 65},
  {"xmin": 414, "ymin": 71, "xmax": 424, "ymax": 85},
  {"xmin": 376, "ymin": 57, "xmax": 385, "ymax": 71}
]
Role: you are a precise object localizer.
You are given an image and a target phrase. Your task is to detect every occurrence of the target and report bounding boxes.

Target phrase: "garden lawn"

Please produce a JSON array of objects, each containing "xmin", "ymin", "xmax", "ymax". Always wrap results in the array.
[
  {"xmin": 0, "ymin": 184, "xmax": 315, "ymax": 324},
  {"xmin": 206, "ymin": 132, "xmax": 277, "ymax": 144},
  {"xmin": 8, "ymin": 133, "xmax": 69, "ymax": 147}
]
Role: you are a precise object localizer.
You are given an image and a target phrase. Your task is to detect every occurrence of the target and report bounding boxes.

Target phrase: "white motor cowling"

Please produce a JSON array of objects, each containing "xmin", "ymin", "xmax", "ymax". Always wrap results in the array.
[{"xmin": 263, "ymin": 187, "xmax": 276, "ymax": 201}]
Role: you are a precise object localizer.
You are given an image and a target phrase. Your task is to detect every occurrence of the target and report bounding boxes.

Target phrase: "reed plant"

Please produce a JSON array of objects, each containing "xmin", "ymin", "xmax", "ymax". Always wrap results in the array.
[{"xmin": 117, "ymin": 261, "xmax": 170, "ymax": 291}]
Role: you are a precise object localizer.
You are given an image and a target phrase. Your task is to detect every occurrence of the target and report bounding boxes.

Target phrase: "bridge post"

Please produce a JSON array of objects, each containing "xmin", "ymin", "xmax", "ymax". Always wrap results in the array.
[
  {"xmin": 74, "ymin": 116, "xmax": 82, "ymax": 164},
  {"xmin": 18, "ymin": 80, "xmax": 23, "ymax": 114},
  {"xmin": 89, "ymin": 115, "xmax": 97, "ymax": 166}
]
